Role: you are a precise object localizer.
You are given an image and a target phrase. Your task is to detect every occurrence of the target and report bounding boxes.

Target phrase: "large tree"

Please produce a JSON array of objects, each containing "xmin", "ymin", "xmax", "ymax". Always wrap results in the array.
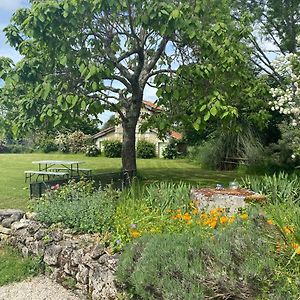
[{"xmin": 0, "ymin": 0, "xmax": 254, "ymax": 173}]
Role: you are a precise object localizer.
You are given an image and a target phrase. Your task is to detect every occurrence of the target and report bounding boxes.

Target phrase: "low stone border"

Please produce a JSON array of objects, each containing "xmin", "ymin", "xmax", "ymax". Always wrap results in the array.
[{"xmin": 0, "ymin": 209, "xmax": 119, "ymax": 300}]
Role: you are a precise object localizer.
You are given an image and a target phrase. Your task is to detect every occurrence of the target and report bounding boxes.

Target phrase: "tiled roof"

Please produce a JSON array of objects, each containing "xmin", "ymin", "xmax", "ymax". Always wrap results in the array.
[
  {"xmin": 93, "ymin": 126, "xmax": 115, "ymax": 139},
  {"xmin": 143, "ymin": 100, "xmax": 162, "ymax": 111},
  {"xmin": 170, "ymin": 131, "xmax": 183, "ymax": 140}
]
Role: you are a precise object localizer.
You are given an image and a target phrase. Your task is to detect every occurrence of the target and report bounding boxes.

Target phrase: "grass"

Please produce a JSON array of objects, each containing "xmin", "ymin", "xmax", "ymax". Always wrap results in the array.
[
  {"xmin": 0, "ymin": 243, "xmax": 41, "ymax": 286},
  {"xmin": 0, "ymin": 153, "xmax": 241, "ymax": 210}
]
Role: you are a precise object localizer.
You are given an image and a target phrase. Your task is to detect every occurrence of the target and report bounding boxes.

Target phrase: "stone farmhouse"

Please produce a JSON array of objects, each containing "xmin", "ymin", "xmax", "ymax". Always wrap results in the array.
[{"xmin": 93, "ymin": 100, "xmax": 183, "ymax": 158}]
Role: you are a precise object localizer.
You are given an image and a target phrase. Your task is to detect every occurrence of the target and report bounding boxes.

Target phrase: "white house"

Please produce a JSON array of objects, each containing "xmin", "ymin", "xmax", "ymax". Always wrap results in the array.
[{"xmin": 93, "ymin": 100, "xmax": 183, "ymax": 158}]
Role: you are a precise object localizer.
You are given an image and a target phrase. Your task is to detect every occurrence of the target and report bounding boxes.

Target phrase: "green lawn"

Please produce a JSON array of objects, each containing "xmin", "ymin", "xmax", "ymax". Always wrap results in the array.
[
  {"xmin": 0, "ymin": 243, "xmax": 41, "ymax": 286},
  {"xmin": 0, "ymin": 153, "xmax": 241, "ymax": 210}
]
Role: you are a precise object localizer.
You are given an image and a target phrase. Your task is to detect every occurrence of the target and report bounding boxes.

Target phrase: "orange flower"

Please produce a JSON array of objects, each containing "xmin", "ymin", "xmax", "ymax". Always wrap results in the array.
[
  {"xmin": 291, "ymin": 243, "xmax": 300, "ymax": 254},
  {"xmin": 219, "ymin": 216, "xmax": 229, "ymax": 224},
  {"xmin": 240, "ymin": 213, "xmax": 248, "ymax": 221},
  {"xmin": 131, "ymin": 230, "xmax": 140, "ymax": 238},
  {"xmin": 201, "ymin": 213, "xmax": 208, "ymax": 219},
  {"xmin": 283, "ymin": 226, "xmax": 295, "ymax": 234},
  {"xmin": 209, "ymin": 220, "xmax": 217, "ymax": 229},
  {"xmin": 187, "ymin": 220, "xmax": 192, "ymax": 225},
  {"xmin": 267, "ymin": 219, "xmax": 273, "ymax": 225},
  {"xmin": 182, "ymin": 212, "xmax": 192, "ymax": 221},
  {"xmin": 193, "ymin": 207, "xmax": 198, "ymax": 215}
]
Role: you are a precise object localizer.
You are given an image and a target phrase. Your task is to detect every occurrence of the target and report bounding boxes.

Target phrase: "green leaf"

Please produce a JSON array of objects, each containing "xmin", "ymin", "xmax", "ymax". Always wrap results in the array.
[
  {"xmin": 199, "ymin": 104, "xmax": 206, "ymax": 112},
  {"xmin": 210, "ymin": 106, "xmax": 218, "ymax": 116},
  {"xmin": 81, "ymin": 100, "xmax": 87, "ymax": 110},
  {"xmin": 54, "ymin": 117, "xmax": 61, "ymax": 127},
  {"xmin": 204, "ymin": 111, "xmax": 210, "ymax": 122},
  {"xmin": 92, "ymin": 82, "xmax": 98, "ymax": 91},
  {"xmin": 170, "ymin": 9, "xmax": 180, "ymax": 19},
  {"xmin": 59, "ymin": 55, "xmax": 67, "ymax": 66}
]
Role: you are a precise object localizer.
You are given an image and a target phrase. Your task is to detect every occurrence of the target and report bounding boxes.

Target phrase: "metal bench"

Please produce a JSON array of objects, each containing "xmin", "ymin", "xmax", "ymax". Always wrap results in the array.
[
  {"xmin": 24, "ymin": 171, "xmax": 69, "ymax": 183},
  {"xmin": 48, "ymin": 167, "xmax": 92, "ymax": 176}
]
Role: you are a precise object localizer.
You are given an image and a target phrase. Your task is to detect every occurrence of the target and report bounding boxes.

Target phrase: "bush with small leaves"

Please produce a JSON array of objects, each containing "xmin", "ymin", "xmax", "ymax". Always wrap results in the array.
[
  {"xmin": 103, "ymin": 140, "xmax": 122, "ymax": 158},
  {"xmin": 117, "ymin": 218, "xmax": 299, "ymax": 299},
  {"xmin": 137, "ymin": 140, "xmax": 156, "ymax": 159},
  {"xmin": 163, "ymin": 139, "xmax": 179, "ymax": 159},
  {"xmin": 85, "ymin": 145, "xmax": 100, "ymax": 157}
]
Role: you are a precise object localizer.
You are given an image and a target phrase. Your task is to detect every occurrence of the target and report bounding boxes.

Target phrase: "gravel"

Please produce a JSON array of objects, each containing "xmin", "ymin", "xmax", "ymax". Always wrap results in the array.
[{"xmin": 0, "ymin": 276, "xmax": 81, "ymax": 300}]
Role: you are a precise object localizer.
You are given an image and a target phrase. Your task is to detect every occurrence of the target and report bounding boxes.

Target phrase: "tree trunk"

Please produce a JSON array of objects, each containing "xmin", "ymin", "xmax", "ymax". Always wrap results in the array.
[
  {"xmin": 121, "ymin": 95, "xmax": 142, "ymax": 177},
  {"xmin": 122, "ymin": 117, "xmax": 138, "ymax": 173}
]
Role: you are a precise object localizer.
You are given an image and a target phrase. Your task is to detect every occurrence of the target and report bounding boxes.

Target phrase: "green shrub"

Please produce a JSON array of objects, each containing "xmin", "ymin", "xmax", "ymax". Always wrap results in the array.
[
  {"xmin": 103, "ymin": 140, "xmax": 122, "ymax": 158},
  {"xmin": 241, "ymin": 172, "xmax": 300, "ymax": 204},
  {"xmin": 68, "ymin": 130, "xmax": 92, "ymax": 153},
  {"xmin": 163, "ymin": 139, "xmax": 180, "ymax": 159},
  {"xmin": 85, "ymin": 145, "xmax": 100, "ymax": 157},
  {"xmin": 6, "ymin": 144, "xmax": 34, "ymax": 153},
  {"xmin": 144, "ymin": 182, "xmax": 190, "ymax": 211},
  {"xmin": 137, "ymin": 140, "xmax": 156, "ymax": 159},
  {"xmin": 34, "ymin": 181, "xmax": 120, "ymax": 233},
  {"xmin": 54, "ymin": 132, "xmax": 70, "ymax": 153},
  {"xmin": 39, "ymin": 139, "xmax": 58, "ymax": 153},
  {"xmin": 0, "ymin": 140, "xmax": 8, "ymax": 153},
  {"xmin": 117, "ymin": 220, "xmax": 299, "ymax": 299}
]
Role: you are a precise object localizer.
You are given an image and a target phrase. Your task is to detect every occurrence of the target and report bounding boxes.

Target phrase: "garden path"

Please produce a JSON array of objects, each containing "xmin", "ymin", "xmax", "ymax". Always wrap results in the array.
[{"xmin": 0, "ymin": 276, "xmax": 81, "ymax": 300}]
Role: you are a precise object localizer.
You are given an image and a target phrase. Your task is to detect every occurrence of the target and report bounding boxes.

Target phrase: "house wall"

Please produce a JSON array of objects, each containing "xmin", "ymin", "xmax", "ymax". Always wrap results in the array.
[{"xmin": 95, "ymin": 130, "xmax": 168, "ymax": 157}]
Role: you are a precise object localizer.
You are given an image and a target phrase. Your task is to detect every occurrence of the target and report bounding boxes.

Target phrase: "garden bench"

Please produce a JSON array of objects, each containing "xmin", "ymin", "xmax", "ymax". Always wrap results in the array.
[
  {"xmin": 24, "ymin": 171, "xmax": 69, "ymax": 183},
  {"xmin": 48, "ymin": 167, "xmax": 92, "ymax": 176}
]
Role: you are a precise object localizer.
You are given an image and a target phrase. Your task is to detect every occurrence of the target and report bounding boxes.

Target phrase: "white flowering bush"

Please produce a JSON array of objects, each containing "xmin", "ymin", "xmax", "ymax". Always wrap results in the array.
[
  {"xmin": 270, "ymin": 44, "xmax": 300, "ymax": 161},
  {"xmin": 270, "ymin": 53, "xmax": 300, "ymax": 126}
]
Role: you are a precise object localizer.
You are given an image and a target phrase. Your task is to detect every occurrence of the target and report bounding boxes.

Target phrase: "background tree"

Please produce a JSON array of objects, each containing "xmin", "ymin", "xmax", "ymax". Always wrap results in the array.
[{"xmin": 0, "ymin": 0, "xmax": 254, "ymax": 173}]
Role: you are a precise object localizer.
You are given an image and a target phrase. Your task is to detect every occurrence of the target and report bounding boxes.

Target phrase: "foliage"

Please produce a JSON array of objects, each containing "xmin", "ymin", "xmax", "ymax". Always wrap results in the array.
[
  {"xmin": 85, "ymin": 145, "xmax": 100, "ymax": 157},
  {"xmin": 0, "ymin": 244, "xmax": 42, "ymax": 286},
  {"xmin": 117, "ymin": 218, "xmax": 299, "ymax": 299},
  {"xmin": 103, "ymin": 140, "xmax": 122, "ymax": 158},
  {"xmin": 162, "ymin": 139, "xmax": 180, "ymax": 159},
  {"xmin": 67, "ymin": 130, "xmax": 92, "ymax": 153},
  {"xmin": 266, "ymin": 122, "xmax": 300, "ymax": 168},
  {"xmin": 144, "ymin": 182, "xmax": 190, "ymax": 211},
  {"xmin": 34, "ymin": 181, "xmax": 119, "ymax": 233},
  {"xmin": 241, "ymin": 172, "xmax": 300, "ymax": 204},
  {"xmin": 0, "ymin": 139, "xmax": 8, "ymax": 153},
  {"xmin": 188, "ymin": 127, "xmax": 264, "ymax": 170},
  {"xmin": 136, "ymin": 140, "xmax": 156, "ymax": 159},
  {"xmin": 54, "ymin": 132, "xmax": 70, "ymax": 153}
]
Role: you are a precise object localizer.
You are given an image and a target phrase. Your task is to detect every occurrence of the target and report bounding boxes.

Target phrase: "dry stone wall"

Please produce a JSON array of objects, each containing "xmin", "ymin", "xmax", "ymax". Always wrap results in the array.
[{"xmin": 0, "ymin": 209, "xmax": 119, "ymax": 300}]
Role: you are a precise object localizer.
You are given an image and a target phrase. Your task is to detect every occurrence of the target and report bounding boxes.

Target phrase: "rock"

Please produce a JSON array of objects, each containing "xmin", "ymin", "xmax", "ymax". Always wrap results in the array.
[
  {"xmin": 71, "ymin": 249, "xmax": 84, "ymax": 267},
  {"xmin": 34, "ymin": 229, "xmax": 47, "ymax": 240},
  {"xmin": 0, "ymin": 209, "xmax": 24, "ymax": 219},
  {"xmin": 91, "ymin": 244, "xmax": 105, "ymax": 260},
  {"xmin": 0, "ymin": 233, "xmax": 8, "ymax": 241},
  {"xmin": 89, "ymin": 265, "xmax": 117, "ymax": 300},
  {"xmin": 25, "ymin": 211, "xmax": 37, "ymax": 220},
  {"xmin": 44, "ymin": 245, "xmax": 62, "ymax": 266},
  {"xmin": 22, "ymin": 246, "xmax": 29, "ymax": 257},
  {"xmin": 2, "ymin": 217, "xmax": 15, "ymax": 228},
  {"xmin": 0, "ymin": 225, "xmax": 11, "ymax": 235},
  {"xmin": 49, "ymin": 230, "xmax": 63, "ymax": 242},
  {"xmin": 11, "ymin": 219, "xmax": 31, "ymax": 230},
  {"xmin": 76, "ymin": 264, "xmax": 89, "ymax": 284}
]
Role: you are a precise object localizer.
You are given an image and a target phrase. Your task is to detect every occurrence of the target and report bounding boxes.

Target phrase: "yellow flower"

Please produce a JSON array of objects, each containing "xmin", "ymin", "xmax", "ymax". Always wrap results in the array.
[
  {"xmin": 267, "ymin": 219, "xmax": 273, "ymax": 225},
  {"xmin": 283, "ymin": 226, "xmax": 295, "ymax": 234},
  {"xmin": 201, "ymin": 213, "xmax": 208, "ymax": 219},
  {"xmin": 187, "ymin": 220, "xmax": 192, "ymax": 225},
  {"xmin": 209, "ymin": 220, "xmax": 217, "ymax": 229},
  {"xmin": 182, "ymin": 212, "xmax": 192, "ymax": 221},
  {"xmin": 131, "ymin": 230, "xmax": 140, "ymax": 238},
  {"xmin": 219, "ymin": 216, "xmax": 229, "ymax": 224},
  {"xmin": 193, "ymin": 207, "xmax": 198, "ymax": 215},
  {"xmin": 291, "ymin": 243, "xmax": 300, "ymax": 254},
  {"xmin": 240, "ymin": 213, "xmax": 248, "ymax": 220}
]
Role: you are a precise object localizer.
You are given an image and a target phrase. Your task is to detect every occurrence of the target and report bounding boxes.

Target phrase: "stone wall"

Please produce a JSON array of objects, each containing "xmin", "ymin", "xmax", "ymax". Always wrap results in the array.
[{"xmin": 0, "ymin": 209, "xmax": 119, "ymax": 300}]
